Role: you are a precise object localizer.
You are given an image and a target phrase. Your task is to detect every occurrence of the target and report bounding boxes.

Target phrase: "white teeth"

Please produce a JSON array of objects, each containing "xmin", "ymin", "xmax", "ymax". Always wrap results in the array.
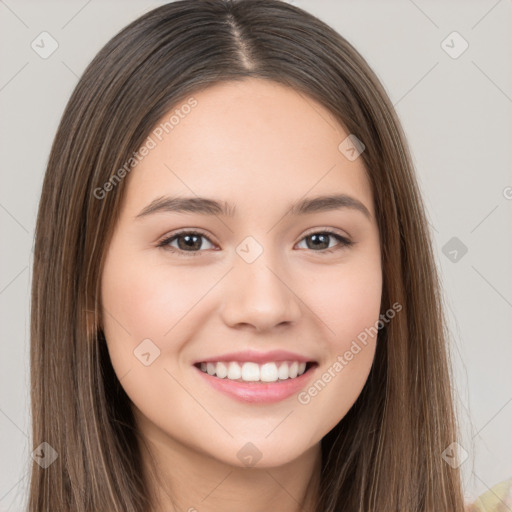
[
  {"xmin": 241, "ymin": 362, "xmax": 260, "ymax": 381},
  {"xmin": 260, "ymin": 362, "xmax": 278, "ymax": 382},
  {"xmin": 198, "ymin": 360, "xmax": 309, "ymax": 382},
  {"xmin": 215, "ymin": 362, "xmax": 228, "ymax": 379},
  {"xmin": 278, "ymin": 362, "xmax": 289, "ymax": 380},
  {"xmin": 206, "ymin": 362, "xmax": 216, "ymax": 376},
  {"xmin": 227, "ymin": 361, "xmax": 242, "ymax": 380}
]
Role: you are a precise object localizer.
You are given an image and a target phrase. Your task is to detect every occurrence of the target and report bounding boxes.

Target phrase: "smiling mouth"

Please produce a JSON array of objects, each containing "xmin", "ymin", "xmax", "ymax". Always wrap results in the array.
[{"xmin": 193, "ymin": 360, "xmax": 318, "ymax": 383}]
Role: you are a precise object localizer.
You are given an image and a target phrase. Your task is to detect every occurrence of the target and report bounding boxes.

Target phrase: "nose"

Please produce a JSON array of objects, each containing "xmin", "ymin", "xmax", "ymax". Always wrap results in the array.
[{"xmin": 219, "ymin": 252, "xmax": 302, "ymax": 332}]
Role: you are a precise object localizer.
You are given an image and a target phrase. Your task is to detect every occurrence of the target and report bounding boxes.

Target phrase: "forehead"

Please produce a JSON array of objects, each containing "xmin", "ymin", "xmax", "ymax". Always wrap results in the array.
[{"xmin": 121, "ymin": 78, "xmax": 375, "ymax": 221}]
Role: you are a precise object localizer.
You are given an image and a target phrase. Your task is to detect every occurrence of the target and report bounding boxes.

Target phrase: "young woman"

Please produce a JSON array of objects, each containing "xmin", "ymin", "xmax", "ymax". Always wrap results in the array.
[{"xmin": 28, "ymin": 0, "xmax": 475, "ymax": 510}]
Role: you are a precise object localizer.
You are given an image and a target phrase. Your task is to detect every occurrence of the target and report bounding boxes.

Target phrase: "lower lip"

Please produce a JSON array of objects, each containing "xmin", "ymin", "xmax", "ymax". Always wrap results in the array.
[{"xmin": 194, "ymin": 364, "xmax": 318, "ymax": 404}]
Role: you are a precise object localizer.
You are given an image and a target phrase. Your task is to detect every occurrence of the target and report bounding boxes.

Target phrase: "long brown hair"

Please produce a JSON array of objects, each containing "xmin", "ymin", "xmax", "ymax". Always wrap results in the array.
[{"xmin": 29, "ymin": 0, "xmax": 466, "ymax": 510}]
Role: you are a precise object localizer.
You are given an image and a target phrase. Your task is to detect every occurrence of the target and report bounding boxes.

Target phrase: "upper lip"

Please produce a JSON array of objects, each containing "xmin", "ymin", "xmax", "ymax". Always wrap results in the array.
[{"xmin": 194, "ymin": 349, "xmax": 316, "ymax": 365}]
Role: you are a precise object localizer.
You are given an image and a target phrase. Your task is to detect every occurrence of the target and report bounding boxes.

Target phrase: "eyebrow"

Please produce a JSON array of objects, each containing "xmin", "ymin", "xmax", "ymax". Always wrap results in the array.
[{"xmin": 135, "ymin": 193, "xmax": 372, "ymax": 220}]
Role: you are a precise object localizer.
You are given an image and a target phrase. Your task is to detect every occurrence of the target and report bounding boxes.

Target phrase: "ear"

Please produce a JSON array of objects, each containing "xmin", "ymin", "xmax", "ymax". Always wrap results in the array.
[
  {"xmin": 84, "ymin": 284, "xmax": 104, "ymax": 337},
  {"xmin": 85, "ymin": 306, "xmax": 103, "ymax": 338}
]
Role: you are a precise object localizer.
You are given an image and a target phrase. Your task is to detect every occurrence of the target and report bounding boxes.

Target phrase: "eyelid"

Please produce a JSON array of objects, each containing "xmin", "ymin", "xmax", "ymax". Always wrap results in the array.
[{"xmin": 300, "ymin": 226, "xmax": 350, "ymax": 239}]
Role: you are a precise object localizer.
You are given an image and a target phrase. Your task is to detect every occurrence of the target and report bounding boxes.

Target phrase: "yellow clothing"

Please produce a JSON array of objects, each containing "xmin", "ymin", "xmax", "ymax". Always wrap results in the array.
[{"xmin": 466, "ymin": 477, "xmax": 512, "ymax": 512}]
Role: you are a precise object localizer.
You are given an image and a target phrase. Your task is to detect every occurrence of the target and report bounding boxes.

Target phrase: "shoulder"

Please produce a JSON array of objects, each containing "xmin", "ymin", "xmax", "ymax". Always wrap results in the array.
[{"xmin": 465, "ymin": 477, "xmax": 512, "ymax": 512}]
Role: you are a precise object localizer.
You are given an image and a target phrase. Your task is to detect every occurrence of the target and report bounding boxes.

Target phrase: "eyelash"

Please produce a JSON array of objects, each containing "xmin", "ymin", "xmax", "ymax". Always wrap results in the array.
[{"xmin": 156, "ymin": 228, "xmax": 354, "ymax": 257}]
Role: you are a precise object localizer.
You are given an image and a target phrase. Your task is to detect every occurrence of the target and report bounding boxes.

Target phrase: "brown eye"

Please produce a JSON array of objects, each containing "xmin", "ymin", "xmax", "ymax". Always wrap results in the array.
[
  {"xmin": 158, "ymin": 231, "xmax": 215, "ymax": 255},
  {"xmin": 157, "ymin": 229, "xmax": 353, "ymax": 257},
  {"xmin": 296, "ymin": 230, "xmax": 353, "ymax": 253}
]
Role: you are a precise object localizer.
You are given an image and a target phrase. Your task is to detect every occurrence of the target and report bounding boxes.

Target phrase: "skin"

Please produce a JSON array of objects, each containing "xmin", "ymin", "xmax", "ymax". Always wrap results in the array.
[{"xmin": 100, "ymin": 78, "xmax": 382, "ymax": 512}]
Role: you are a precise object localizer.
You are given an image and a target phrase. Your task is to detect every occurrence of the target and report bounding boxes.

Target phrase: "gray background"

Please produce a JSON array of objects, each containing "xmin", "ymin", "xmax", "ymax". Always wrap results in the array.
[{"xmin": 1, "ymin": 0, "xmax": 511, "ymax": 509}]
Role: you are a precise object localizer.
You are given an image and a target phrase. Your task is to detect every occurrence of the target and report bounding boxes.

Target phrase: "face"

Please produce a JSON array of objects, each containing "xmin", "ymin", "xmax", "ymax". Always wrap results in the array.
[{"xmin": 100, "ymin": 78, "xmax": 382, "ymax": 469}]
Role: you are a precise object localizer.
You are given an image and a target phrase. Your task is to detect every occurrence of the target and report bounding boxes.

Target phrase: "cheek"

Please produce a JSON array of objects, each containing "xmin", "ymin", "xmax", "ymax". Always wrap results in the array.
[
  {"xmin": 306, "ymin": 254, "xmax": 383, "ymax": 352},
  {"xmin": 295, "ymin": 255, "xmax": 382, "ymax": 433},
  {"xmin": 101, "ymin": 250, "xmax": 209, "ymax": 343},
  {"xmin": 99, "ymin": 249, "xmax": 187, "ymax": 396},
  {"xmin": 100, "ymin": 250, "xmax": 210, "ymax": 422}
]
